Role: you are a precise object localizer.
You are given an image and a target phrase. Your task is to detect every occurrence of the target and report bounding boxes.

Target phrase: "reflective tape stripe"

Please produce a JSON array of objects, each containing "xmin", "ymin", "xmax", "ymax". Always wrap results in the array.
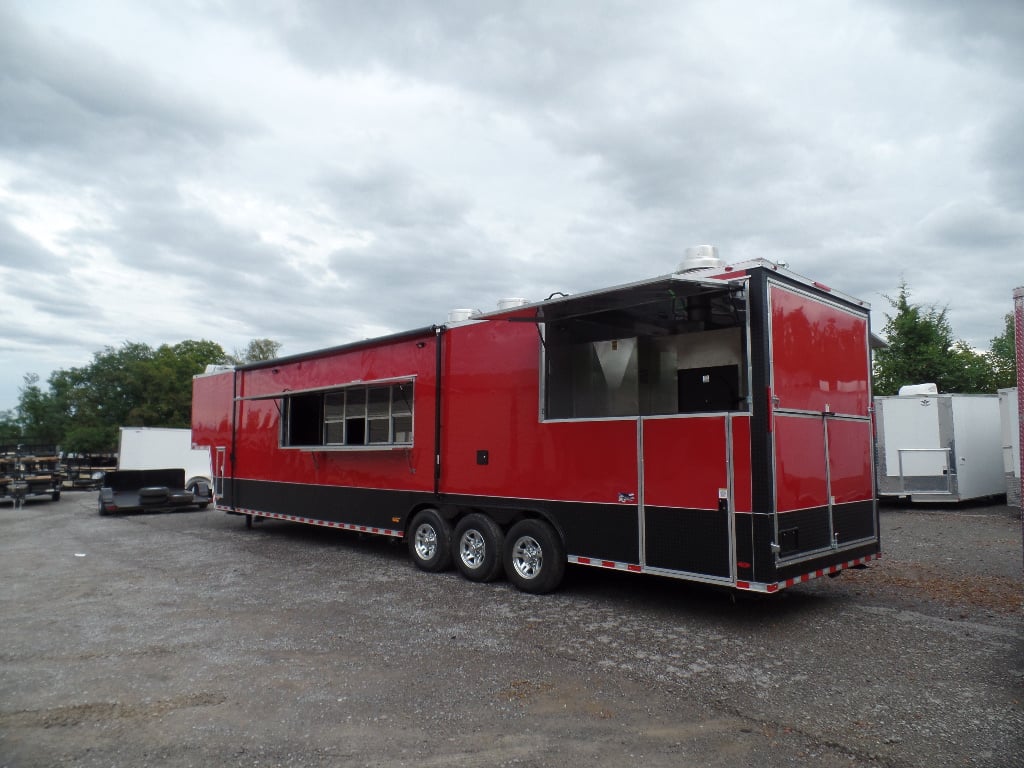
[
  {"xmin": 569, "ymin": 555, "xmax": 642, "ymax": 573},
  {"xmin": 224, "ymin": 506, "xmax": 404, "ymax": 538}
]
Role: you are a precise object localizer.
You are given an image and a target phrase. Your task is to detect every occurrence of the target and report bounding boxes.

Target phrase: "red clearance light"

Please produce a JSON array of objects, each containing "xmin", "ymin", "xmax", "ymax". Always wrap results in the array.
[
  {"xmin": 813, "ymin": 281, "xmax": 832, "ymax": 292},
  {"xmin": 736, "ymin": 561, "xmax": 751, "ymax": 569}
]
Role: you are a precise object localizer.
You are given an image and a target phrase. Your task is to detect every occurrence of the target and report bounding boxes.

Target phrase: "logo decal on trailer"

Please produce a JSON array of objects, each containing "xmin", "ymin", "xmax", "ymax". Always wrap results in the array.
[{"xmin": 618, "ymin": 492, "xmax": 636, "ymax": 503}]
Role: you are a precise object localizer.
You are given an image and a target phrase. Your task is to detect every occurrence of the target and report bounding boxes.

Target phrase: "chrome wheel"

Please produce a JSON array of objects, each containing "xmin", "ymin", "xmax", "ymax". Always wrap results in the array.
[
  {"xmin": 510, "ymin": 534, "xmax": 543, "ymax": 580},
  {"xmin": 503, "ymin": 519, "xmax": 565, "ymax": 594},
  {"xmin": 453, "ymin": 513, "xmax": 505, "ymax": 582},
  {"xmin": 414, "ymin": 523, "xmax": 439, "ymax": 561},
  {"xmin": 459, "ymin": 529, "xmax": 487, "ymax": 570},
  {"xmin": 407, "ymin": 508, "xmax": 452, "ymax": 572}
]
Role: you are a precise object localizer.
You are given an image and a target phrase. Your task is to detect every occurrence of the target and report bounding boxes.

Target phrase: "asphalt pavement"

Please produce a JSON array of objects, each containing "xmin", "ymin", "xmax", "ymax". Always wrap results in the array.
[{"xmin": 1, "ymin": 493, "xmax": 1021, "ymax": 767}]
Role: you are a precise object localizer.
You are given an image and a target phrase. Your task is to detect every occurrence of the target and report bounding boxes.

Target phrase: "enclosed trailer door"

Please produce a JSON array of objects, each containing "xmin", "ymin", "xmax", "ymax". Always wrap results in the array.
[
  {"xmin": 641, "ymin": 415, "xmax": 733, "ymax": 581},
  {"xmin": 879, "ymin": 397, "xmax": 950, "ymax": 494},
  {"xmin": 767, "ymin": 282, "xmax": 875, "ymax": 561}
]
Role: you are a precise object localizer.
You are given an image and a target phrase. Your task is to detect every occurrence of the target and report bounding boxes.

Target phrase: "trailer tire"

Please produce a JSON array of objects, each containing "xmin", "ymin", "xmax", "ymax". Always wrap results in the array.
[
  {"xmin": 245, "ymin": 513, "xmax": 253, "ymax": 529},
  {"xmin": 408, "ymin": 508, "xmax": 452, "ymax": 573},
  {"xmin": 503, "ymin": 519, "xmax": 565, "ymax": 594},
  {"xmin": 453, "ymin": 513, "xmax": 505, "ymax": 582},
  {"xmin": 51, "ymin": 490, "xmax": 61, "ymax": 502}
]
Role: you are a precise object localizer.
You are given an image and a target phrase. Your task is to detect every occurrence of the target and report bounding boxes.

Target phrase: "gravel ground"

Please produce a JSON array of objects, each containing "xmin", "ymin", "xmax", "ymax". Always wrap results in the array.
[{"xmin": 1, "ymin": 493, "xmax": 1021, "ymax": 767}]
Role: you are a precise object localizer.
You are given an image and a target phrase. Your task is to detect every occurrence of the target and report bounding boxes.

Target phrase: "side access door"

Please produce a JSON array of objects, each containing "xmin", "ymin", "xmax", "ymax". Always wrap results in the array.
[{"xmin": 641, "ymin": 414, "xmax": 751, "ymax": 582}]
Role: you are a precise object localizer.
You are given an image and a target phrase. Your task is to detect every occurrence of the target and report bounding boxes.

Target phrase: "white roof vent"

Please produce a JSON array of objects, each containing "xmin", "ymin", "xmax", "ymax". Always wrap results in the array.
[
  {"xmin": 898, "ymin": 383, "xmax": 938, "ymax": 396},
  {"xmin": 677, "ymin": 244, "xmax": 722, "ymax": 272},
  {"xmin": 497, "ymin": 297, "xmax": 529, "ymax": 310},
  {"xmin": 447, "ymin": 308, "xmax": 482, "ymax": 324}
]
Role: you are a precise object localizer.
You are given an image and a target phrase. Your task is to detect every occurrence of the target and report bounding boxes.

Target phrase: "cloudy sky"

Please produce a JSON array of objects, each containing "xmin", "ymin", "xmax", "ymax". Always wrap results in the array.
[{"xmin": 1, "ymin": 0, "xmax": 1021, "ymax": 412}]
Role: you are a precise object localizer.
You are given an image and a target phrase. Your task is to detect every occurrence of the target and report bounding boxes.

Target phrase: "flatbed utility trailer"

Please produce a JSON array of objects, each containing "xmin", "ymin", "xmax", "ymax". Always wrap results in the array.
[
  {"xmin": 192, "ymin": 251, "xmax": 880, "ymax": 594},
  {"xmin": 98, "ymin": 469, "xmax": 211, "ymax": 515},
  {"xmin": 1, "ymin": 450, "xmax": 62, "ymax": 505}
]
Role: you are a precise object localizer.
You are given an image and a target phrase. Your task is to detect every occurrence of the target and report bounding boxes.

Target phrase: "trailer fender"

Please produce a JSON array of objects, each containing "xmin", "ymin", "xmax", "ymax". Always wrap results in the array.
[{"xmin": 185, "ymin": 476, "xmax": 213, "ymax": 494}]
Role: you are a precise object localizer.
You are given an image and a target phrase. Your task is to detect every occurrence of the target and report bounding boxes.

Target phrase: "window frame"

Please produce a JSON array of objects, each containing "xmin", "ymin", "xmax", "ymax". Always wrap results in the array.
[{"xmin": 278, "ymin": 377, "xmax": 416, "ymax": 451}]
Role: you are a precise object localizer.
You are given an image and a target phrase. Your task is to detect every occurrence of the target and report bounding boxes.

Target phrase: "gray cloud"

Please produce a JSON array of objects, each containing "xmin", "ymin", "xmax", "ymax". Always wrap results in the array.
[
  {"xmin": 3, "ymin": 269, "xmax": 97, "ymax": 321},
  {"xmin": 318, "ymin": 164, "xmax": 513, "ymax": 327},
  {"xmin": 317, "ymin": 165, "xmax": 471, "ymax": 231},
  {"xmin": 883, "ymin": 0, "xmax": 1024, "ymax": 76},
  {"xmin": 0, "ymin": 214, "xmax": 58, "ymax": 271},
  {"xmin": 917, "ymin": 200, "xmax": 1023, "ymax": 249},
  {"xmin": 79, "ymin": 192, "xmax": 287, "ymax": 278},
  {"xmin": 981, "ymin": 109, "xmax": 1024, "ymax": 211},
  {"xmin": 0, "ymin": 1, "xmax": 1019, "ymax": 411},
  {"xmin": 234, "ymin": 0, "xmax": 645, "ymax": 104},
  {"xmin": 0, "ymin": 5, "xmax": 253, "ymax": 182}
]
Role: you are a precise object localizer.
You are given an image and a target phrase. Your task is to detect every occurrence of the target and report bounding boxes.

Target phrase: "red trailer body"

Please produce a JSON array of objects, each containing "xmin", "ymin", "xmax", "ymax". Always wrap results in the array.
[{"xmin": 192, "ymin": 259, "xmax": 880, "ymax": 593}]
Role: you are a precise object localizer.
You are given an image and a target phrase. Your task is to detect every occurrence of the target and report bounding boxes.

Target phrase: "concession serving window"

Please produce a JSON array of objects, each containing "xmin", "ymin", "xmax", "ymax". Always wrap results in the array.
[{"xmin": 538, "ymin": 278, "xmax": 749, "ymax": 420}]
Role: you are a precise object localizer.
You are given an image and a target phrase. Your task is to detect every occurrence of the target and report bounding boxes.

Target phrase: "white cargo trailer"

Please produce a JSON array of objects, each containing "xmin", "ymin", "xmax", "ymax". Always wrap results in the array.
[
  {"xmin": 875, "ymin": 387, "xmax": 1004, "ymax": 503},
  {"xmin": 117, "ymin": 427, "xmax": 213, "ymax": 492},
  {"xmin": 999, "ymin": 388, "xmax": 1020, "ymax": 508}
]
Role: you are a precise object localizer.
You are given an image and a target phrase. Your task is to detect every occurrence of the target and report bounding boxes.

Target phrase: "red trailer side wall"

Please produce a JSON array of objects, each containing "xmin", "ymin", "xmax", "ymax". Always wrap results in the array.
[
  {"xmin": 439, "ymin": 316, "xmax": 639, "ymax": 505},
  {"xmin": 191, "ymin": 371, "xmax": 234, "ymax": 451},
  {"xmin": 232, "ymin": 337, "xmax": 437, "ymax": 492}
]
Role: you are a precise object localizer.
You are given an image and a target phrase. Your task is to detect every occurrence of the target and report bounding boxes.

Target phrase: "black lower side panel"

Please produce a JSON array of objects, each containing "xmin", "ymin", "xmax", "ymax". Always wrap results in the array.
[
  {"xmin": 644, "ymin": 507, "xmax": 730, "ymax": 577},
  {"xmin": 441, "ymin": 494, "xmax": 640, "ymax": 565},
  {"xmin": 776, "ymin": 506, "xmax": 833, "ymax": 554},
  {"xmin": 833, "ymin": 500, "xmax": 878, "ymax": 544},
  {"xmin": 224, "ymin": 479, "xmax": 432, "ymax": 530},
  {"xmin": 752, "ymin": 512, "xmax": 777, "ymax": 583},
  {"xmin": 221, "ymin": 480, "xmax": 641, "ymax": 564},
  {"xmin": 734, "ymin": 513, "xmax": 754, "ymax": 582}
]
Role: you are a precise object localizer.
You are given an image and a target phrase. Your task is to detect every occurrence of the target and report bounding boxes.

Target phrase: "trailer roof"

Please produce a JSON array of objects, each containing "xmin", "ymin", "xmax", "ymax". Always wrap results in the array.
[
  {"xmin": 231, "ymin": 325, "xmax": 439, "ymax": 373},
  {"xmin": 478, "ymin": 258, "xmax": 869, "ymax": 323},
  {"xmin": 517, "ymin": 274, "xmax": 744, "ymax": 328}
]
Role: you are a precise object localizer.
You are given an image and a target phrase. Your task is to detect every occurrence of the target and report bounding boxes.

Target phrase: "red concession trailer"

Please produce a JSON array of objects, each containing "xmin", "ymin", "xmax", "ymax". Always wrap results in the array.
[{"xmin": 192, "ymin": 252, "xmax": 880, "ymax": 594}]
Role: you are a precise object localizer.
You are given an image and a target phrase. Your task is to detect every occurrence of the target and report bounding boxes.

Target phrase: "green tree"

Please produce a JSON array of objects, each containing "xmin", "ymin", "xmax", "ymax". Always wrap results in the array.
[
  {"xmin": 945, "ymin": 340, "xmax": 995, "ymax": 393},
  {"xmin": 16, "ymin": 373, "xmax": 65, "ymax": 444},
  {"xmin": 874, "ymin": 284, "xmax": 954, "ymax": 395},
  {"xmin": 872, "ymin": 282, "xmax": 996, "ymax": 395},
  {"xmin": 0, "ymin": 408, "xmax": 22, "ymax": 445},
  {"xmin": 229, "ymin": 338, "xmax": 282, "ymax": 364},
  {"xmin": 988, "ymin": 313, "xmax": 1017, "ymax": 389},
  {"xmin": 13, "ymin": 339, "xmax": 229, "ymax": 452}
]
